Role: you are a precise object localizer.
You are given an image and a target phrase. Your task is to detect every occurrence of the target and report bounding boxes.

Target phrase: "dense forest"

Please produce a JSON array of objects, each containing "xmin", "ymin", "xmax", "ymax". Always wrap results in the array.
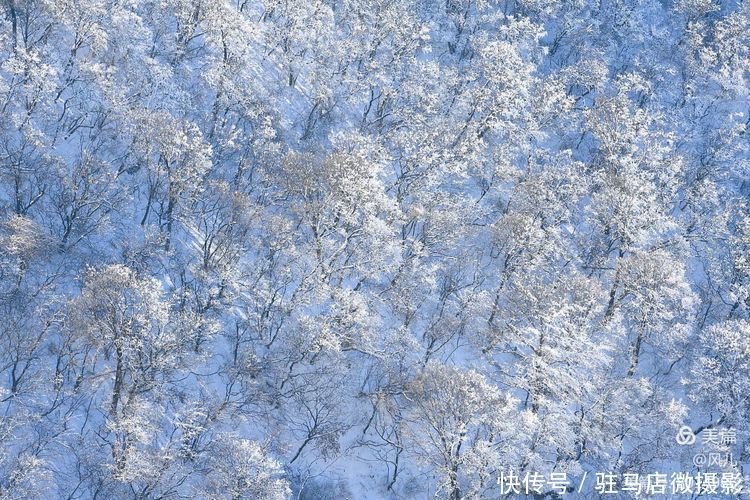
[{"xmin": 0, "ymin": 0, "xmax": 749, "ymax": 497}]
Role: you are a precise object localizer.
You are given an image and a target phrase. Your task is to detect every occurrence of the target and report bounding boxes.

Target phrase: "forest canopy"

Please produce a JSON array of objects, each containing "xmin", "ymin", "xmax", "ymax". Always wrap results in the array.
[{"xmin": 0, "ymin": 0, "xmax": 749, "ymax": 498}]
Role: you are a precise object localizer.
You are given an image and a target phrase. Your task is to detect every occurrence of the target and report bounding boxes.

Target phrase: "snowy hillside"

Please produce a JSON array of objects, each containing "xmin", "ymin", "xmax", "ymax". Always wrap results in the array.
[{"xmin": 0, "ymin": 0, "xmax": 749, "ymax": 498}]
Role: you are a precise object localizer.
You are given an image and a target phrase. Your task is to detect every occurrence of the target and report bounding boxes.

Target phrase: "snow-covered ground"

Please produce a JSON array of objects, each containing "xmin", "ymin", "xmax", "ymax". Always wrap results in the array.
[{"xmin": 0, "ymin": 0, "xmax": 749, "ymax": 498}]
